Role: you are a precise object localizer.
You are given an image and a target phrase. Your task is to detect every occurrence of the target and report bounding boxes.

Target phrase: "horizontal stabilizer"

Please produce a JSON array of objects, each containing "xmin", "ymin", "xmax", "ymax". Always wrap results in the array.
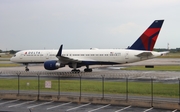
[
  {"xmin": 159, "ymin": 51, "xmax": 169, "ymax": 56},
  {"xmin": 136, "ymin": 52, "xmax": 153, "ymax": 57}
]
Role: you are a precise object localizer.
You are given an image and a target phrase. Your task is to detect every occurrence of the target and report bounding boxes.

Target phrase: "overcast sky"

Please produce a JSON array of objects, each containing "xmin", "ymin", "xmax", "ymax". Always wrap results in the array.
[{"xmin": 0, "ymin": 0, "xmax": 179, "ymax": 50}]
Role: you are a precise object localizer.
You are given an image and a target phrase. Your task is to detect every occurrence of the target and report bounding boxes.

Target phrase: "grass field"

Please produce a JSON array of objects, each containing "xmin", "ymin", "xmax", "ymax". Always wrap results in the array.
[
  {"xmin": 0, "ymin": 79, "xmax": 178, "ymax": 98},
  {"xmin": 0, "ymin": 54, "xmax": 13, "ymax": 58},
  {"xmin": 0, "ymin": 63, "xmax": 20, "ymax": 67},
  {"xmin": 158, "ymin": 53, "xmax": 180, "ymax": 58},
  {"xmin": 121, "ymin": 65, "xmax": 180, "ymax": 71}
]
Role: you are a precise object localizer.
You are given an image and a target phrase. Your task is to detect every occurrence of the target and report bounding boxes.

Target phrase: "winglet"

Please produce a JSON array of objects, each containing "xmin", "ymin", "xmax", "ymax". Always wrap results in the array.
[
  {"xmin": 128, "ymin": 20, "xmax": 164, "ymax": 51},
  {"xmin": 56, "ymin": 44, "xmax": 63, "ymax": 57}
]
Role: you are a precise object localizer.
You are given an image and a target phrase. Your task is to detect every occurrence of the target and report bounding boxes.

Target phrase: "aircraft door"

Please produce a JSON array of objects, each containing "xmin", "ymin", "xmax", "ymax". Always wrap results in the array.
[
  {"xmin": 19, "ymin": 53, "xmax": 23, "ymax": 59},
  {"xmin": 125, "ymin": 52, "xmax": 129, "ymax": 59},
  {"xmin": 46, "ymin": 52, "xmax": 49, "ymax": 59}
]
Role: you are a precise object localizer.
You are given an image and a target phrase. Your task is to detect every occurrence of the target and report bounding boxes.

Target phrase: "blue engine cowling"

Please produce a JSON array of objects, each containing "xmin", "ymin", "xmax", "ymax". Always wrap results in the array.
[{"xmin": 44, "ymin": 60, "xmax": 60, "ymax": 70}]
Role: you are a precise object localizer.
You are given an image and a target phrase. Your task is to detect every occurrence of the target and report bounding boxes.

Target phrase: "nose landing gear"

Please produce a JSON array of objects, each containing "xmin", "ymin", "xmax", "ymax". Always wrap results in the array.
[{"xmin": 24, "ymin": 64, "xmax": 29, "ymax": 72}]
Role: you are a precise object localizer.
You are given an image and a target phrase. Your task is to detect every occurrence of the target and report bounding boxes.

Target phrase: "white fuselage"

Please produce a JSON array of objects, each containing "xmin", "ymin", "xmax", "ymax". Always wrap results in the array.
[{"xmin": 10, "ymin": 48, "xmax": 161, "ymax": 64}]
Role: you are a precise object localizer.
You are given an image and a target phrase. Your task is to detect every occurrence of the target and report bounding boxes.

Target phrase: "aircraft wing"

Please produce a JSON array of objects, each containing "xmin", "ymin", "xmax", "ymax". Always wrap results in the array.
[
  {"xmin": 58, "ymin": 56, "xmax": 96, "ymax": 63},
  {"xmin": 56, "ymin": 45, "xmax": 79, "ymax": 63},
  {"xmin": 56, "ymin": 45, "xmax": 95, "ymax": 63},
  {"xmin": 135, "ymin": 52, "xmax": 153, "ymax": 57},
  {"xmin": 57, "ymin": 56, "xmax": 80, "ymax": 63}
]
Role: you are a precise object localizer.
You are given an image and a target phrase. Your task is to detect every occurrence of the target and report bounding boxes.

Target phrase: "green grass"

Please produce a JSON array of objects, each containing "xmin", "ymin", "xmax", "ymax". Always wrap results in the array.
[
  {"xmin": 0, "ymin": 58, "xmax": 10, "ymax": 61},
  {"xmin": 0, "ymin": 63, "xmax": 20, "ymax": 67},
  {"xmin": 121, "ymin": 65, "xmax": 180, "ymax": 71},
  {"xmin": 0, "ymin": 79, "xmax": 178, "ymax": 98},
  {"xmin": 0, "ymin": 54, "xmax": 13, "ymax": 58},
  {"xmin": 158, "ymin": 53, "xmax": 180, "ymax": 58}
]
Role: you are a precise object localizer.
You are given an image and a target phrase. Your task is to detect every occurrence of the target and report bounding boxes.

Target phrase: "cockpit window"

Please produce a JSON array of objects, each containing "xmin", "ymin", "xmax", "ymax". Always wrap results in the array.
[{"xmin": 13, "ymin": 54, "xmax": 16, "ymax": 57}]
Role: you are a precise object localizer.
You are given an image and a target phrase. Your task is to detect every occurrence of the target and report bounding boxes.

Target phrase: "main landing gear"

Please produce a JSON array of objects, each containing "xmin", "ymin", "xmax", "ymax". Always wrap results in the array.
[
  {"xmin": 25, "ymin": 64, "xmax": 29, "ymax": 72},
  {"xmin": 71, "ymin": 68, "xmax": 92, "ymax": 73},
  {"xmin": 84, "ymin": 68, "xmax": 92, "ymax": 72},
  {"xmin": 70, "ymin": 64, "xmax": 92, "ymax": 73},
  {"xmin": 84, "ymin": 65, "xmax": 92, "ymax": 72},
  {"xmin": 71, "ymin": 63, "xmax": 80, "ymax": 73},
  {"xmin": 71, "ymin": 69, "xmax": 80, "ymax": 73}
]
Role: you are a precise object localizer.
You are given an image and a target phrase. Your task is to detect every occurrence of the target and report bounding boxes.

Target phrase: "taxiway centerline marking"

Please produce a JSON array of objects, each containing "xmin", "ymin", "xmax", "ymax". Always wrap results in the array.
[
  {"xmin": 66, "ymin": 103, "xmax": 91, "ymax": 111},
  {"xmin": 88, "ymin": 104, "xmax": 111, "ymax": 112},
  {"xmin": 0, "ymin": 100, "xmax": 19, "ymax": 106},
  {"xmin": 46, "ymin": 102, "xmax": 72, "ymax": 110},
  {"xmin": 172, "ymin": 109, "xmax": 177, "ymax": 112},
  {"xmin": 114, "ymin": 105, "xmax": 131, "ymax": 112},
  {"xmin": 8, "ymin": 100, "xmax": 36, "ymax": 108},
  {"xmin": 143, "ymin": 107, "xmax": 153, "ymax": 112},
  {"xmin": 27, "ymin": 101, "xmax": 53, "ymax": 109}
]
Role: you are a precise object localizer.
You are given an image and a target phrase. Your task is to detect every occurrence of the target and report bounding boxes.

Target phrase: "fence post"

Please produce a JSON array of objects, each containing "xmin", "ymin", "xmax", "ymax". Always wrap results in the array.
[
  {"xmin": 151, "ymin": 78, "xmax": 153, "ymax": 107},
  {"xmin": 178, "ymin": 78, "xmax": 180, "ymax": 105},
  {"xmin": 126, "ymin": 76, "xmax": 128, "ymax": 101},
  {"xmin": 101, "ymin": 75, "xmax": 105, "ymax": 99},
  {"xmin": 17, "ymin": 72, "xmax": 21, "ymax": 96},
  {"xmin": 37, "ymin": 73, "xmax": 40, "ymax": 101},
  {"xmin": 58, "ymin": 73, "xmax": 61, "ymax": 99},
  {"xmin": 0, "ymin": 72, "xmax": 1, "ymax": 94},
  {"xmin": 79, "ymin": 74, "xmax": 82, "ymax": 100}
]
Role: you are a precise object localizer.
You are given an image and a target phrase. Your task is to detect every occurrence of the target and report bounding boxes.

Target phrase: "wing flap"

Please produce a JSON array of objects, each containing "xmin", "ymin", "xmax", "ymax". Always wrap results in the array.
[{"xmin": 57, "ymin": 56, "xmax": 80, "ymax": 63}]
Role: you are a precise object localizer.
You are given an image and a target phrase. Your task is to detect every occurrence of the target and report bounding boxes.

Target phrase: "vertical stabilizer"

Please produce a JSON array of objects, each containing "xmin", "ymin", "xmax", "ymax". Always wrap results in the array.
[{"xmin": 128, "ymin": 20, "xmax": 164, "ymax": 51}]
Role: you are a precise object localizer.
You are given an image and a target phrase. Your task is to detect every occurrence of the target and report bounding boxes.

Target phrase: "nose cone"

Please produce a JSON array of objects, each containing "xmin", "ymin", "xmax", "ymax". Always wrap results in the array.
[
  {"xmin": 10, "ymin": 55, "xmax": 17, "ymax": 63},
  {"xmin": 10, "ymin": 53, "xmax": 19, "ymax": 63},
  {"xmin": 10, "ymin": 57, "xmax": 14, "ymax": 62}
]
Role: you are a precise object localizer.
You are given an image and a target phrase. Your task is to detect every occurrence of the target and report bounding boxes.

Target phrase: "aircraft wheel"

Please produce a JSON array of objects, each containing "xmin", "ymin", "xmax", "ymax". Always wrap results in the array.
[
  {"xmin": 71, "ymin": 69, "xmax": 80, "ymax": 73},
  {"xmin": 25, "ymin": 68, "xmax": 29, "ymax": 72},
  {"xmin": 84, "ymin": 68, "xmax": 92, "ymax": 72}
]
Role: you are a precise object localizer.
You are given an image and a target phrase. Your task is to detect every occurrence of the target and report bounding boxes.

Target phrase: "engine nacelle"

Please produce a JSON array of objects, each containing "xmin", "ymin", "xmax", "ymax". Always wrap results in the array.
[{"xmin": 44, "ymin": 60, "xmax": 60, "ymax": 70}]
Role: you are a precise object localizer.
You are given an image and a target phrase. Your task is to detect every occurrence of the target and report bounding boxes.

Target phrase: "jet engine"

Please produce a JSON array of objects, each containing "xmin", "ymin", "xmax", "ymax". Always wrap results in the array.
[{"xmin": 44, "ymin": 60, "xmax": 61, "ymax": 70}]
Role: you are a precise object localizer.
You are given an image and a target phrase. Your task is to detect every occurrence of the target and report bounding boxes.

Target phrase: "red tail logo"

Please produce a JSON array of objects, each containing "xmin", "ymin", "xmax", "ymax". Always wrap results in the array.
[{"xmin": 129, "ymin": 20, "xmax": 164, "ymax": 51}]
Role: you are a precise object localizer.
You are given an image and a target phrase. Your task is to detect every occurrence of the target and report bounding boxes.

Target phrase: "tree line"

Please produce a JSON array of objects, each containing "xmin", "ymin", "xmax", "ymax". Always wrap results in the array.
[{"xmin": 0, "ymin": 49, "xmax": 18, "ymax": 54}]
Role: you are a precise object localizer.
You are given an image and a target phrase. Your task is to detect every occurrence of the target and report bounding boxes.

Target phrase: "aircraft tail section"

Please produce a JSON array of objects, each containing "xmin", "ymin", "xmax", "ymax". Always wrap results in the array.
[{"xmin": 128, "ymin": 20, "xmax": 164, "ymax": 51}]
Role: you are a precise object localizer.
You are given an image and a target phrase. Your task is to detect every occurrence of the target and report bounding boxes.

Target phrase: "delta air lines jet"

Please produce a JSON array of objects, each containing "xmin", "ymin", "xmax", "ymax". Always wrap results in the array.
[{"xmin": 11, "ymin": 20, "xmax": 165, "ymax": 72}]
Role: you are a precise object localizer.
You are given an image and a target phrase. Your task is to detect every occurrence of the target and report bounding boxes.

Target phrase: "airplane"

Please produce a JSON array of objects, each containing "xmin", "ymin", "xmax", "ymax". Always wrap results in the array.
[{"xmin": 10, "ymin": 20, "xmax": 166, "ymax": 72}]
